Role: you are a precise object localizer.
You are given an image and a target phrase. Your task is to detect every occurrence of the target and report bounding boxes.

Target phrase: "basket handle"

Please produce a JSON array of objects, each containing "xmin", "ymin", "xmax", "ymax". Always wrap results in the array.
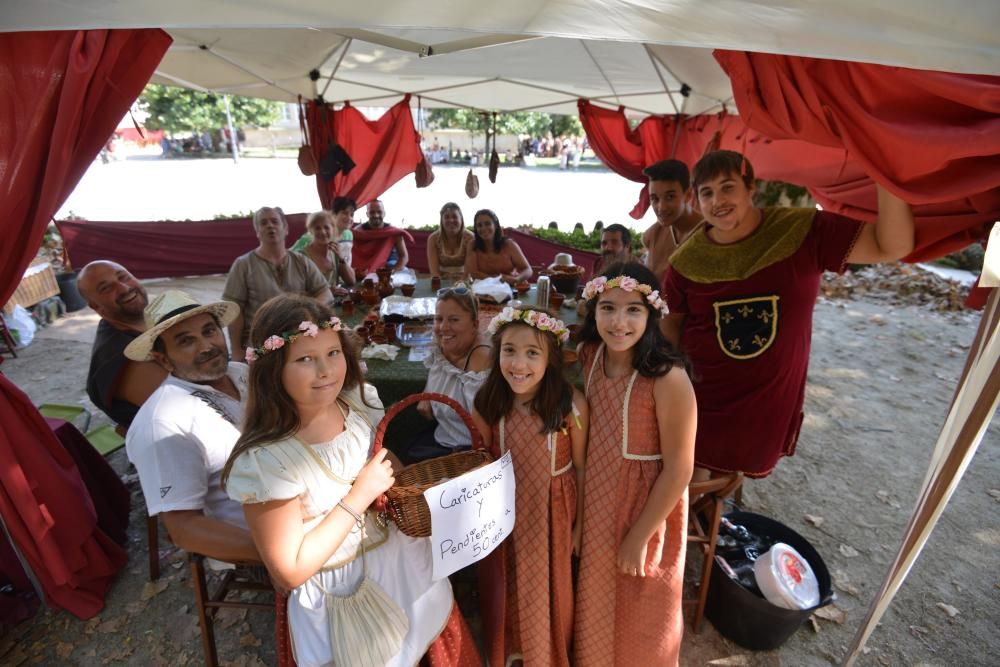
[
  {"xmin": 371, "ymin": 392, "xmax": 485, "ymax": 455},
  {"xmin": 372, "ymin": 392, "xmax": 486, "ymax": 515}
]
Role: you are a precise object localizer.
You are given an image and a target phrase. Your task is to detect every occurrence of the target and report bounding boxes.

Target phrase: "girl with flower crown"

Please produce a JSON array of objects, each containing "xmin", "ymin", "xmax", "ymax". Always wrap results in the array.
[
  {"xmin": 573, "ymin": 262, "xmax": 695, "ymax": 666},
  {"xmin": 471, "ymin": 306, "xmax": 588, "ymax": 667},
  {"xmin": 221, "ymin": 295, "xmax": 479, "ymax": 667}
]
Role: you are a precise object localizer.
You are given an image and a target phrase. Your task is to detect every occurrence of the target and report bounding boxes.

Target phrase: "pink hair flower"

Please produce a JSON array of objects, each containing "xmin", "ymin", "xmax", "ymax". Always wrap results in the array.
[
  {"xmin": 328, "ymin": 316, "xmax": 344, "ymax": 332},
  {"xmin": 263, "ymin": 335, "xmax": 285, "ymax": 351},
  {"xmin": 245, "ymin": 347, "xmax": 259, "ymax": 363},
  {"xmin": 618, "ymin": 276, "xmax": 639, "ymax": 292},
  {"xmin": 298, "ymin": 321, "xmax": 320, "ymax": 337}
]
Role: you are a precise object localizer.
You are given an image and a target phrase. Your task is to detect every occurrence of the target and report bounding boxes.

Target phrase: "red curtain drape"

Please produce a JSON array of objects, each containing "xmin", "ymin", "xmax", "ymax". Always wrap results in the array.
[
  {"xmin": 714, "ymin": 50, "xmax": 1000, "ymax": 262},
  {"xmin": 579, "ymin": 57, "xmax": 1000, "ymax": 263},
  {"xmin": 305, "ymin": 97, "xmax": 423, "ymax": 209},
  {"xmin": 0, "ymin": 29, "xmax": 172, "ymax": 619}
]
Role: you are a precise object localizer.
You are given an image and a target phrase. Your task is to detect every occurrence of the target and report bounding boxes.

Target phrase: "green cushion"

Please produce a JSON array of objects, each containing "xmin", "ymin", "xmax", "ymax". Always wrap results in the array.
[
  {"xmin": 38, "ymin": 403, "xmax": 86, "ymax": 421},
  {"xmin": 85, "ymin": 424, "xmax": 126, "ymax": 456}
]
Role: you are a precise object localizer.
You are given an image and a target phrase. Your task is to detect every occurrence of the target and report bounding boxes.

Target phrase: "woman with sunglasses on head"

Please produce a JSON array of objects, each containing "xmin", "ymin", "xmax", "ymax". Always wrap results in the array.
[
  {"xmin": 427, "ymin": 202, "xmax": 474, "ymax": 283},
  {"xmin": 392, "ymin": 284, "xmax": 492, "ymax": 465},
  {"xmin": 464, "ymin": 209, "xmax": 532, "ymax": 285}
]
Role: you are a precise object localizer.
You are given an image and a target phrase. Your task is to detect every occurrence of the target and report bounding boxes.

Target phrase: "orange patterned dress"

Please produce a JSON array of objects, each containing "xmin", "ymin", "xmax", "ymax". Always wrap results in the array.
[
  {"xmin": 573, "ymin": 343, "xmax": 687, "ymax": 666},
  {"xmin": 478, "ymin": 409, "xmax": 577, "ymax": 666}
]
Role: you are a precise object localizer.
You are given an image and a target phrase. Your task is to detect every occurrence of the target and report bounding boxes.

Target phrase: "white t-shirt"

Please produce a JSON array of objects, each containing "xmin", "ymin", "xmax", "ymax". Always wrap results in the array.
[{"xmin": 126, "ymin": 362, "xmax": 248, "ymax": 528}]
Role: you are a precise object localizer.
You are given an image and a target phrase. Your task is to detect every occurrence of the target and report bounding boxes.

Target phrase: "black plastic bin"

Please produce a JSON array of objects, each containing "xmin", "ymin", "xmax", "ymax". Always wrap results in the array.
[
  {"xmin": 704, "ymin": 511, "xmax": 834, "ymax": 650},
  {"xmin": 56, "ymin": 271, "xmax": 87, "ymax": 312}
]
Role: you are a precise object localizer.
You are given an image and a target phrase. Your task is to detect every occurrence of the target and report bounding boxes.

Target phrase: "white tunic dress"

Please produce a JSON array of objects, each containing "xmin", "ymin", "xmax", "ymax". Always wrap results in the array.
[{"xmin": 226, "ymin": 385, "xmax": 453, "ymax": 667}]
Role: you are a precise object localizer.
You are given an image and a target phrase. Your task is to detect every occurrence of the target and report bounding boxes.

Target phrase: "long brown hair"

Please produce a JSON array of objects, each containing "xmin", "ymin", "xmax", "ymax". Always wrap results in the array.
[
  {"xmin": 221, "ymin": 295, "xmax": 370, "ymax": 488},
  {"xmin": 474, "ymin": 307, "xmax": 573, "ymax": 433}
]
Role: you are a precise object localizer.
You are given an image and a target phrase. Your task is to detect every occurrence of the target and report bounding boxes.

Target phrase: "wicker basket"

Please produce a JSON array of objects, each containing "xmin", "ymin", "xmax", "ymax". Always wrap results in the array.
[
  {"xmin": 373, "ymin": 393, "xmax": 492, "ymax": 537},
  {"xmin": 4, "ymin": 258, "xmax": 59, "ymax": 314}
]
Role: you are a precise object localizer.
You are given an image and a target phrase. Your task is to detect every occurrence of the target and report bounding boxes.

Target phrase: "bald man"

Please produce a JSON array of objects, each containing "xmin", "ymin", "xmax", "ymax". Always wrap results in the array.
[{"xmin": 78, "ymin": 261, "xmax": 167, "ymax": 427}]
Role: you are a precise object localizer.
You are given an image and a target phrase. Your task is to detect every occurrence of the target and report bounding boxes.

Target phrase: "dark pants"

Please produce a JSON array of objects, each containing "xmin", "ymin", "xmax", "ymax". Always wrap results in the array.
[{"xmin": 388, "ymin": 420, "xmax": 470, "ymax": 466}]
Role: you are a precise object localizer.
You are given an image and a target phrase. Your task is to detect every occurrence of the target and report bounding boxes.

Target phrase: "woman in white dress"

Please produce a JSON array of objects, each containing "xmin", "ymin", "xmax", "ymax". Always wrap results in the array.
[{"xmin": 222, "ymin": 295, "xmax": 480, "ymax": 667}]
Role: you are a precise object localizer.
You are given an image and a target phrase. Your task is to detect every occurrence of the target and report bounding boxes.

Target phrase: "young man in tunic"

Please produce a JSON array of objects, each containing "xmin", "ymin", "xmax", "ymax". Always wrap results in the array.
[{"xmin": 662, "ymin": 150, "xmax": 914, "ymax": 479}]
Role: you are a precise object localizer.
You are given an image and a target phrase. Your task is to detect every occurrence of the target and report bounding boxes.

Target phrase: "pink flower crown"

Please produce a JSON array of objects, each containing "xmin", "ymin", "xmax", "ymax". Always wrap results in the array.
[
  {"xmin": 581, "ymin": 275, "xmax": 669, "ymax": 315},
  {"xmin": 245, "ymin": 317, "xmax": 344, "ymax": 363},
  {"xmin": 487, "ymin": 307, "xmax": 570, "ymax": 346}
]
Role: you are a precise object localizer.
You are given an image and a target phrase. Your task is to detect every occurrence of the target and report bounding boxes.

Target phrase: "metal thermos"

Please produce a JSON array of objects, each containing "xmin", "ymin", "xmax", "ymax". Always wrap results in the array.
[{"xmin": 536, "ymin": 275, "xmax": 550, "ymax": 308}]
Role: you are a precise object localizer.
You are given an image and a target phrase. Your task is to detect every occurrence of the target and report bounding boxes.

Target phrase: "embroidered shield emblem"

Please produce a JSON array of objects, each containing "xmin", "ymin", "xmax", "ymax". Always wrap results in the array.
[{"xmin": 713, "ymin": 295, "xmax": 780, "ymax": 360}]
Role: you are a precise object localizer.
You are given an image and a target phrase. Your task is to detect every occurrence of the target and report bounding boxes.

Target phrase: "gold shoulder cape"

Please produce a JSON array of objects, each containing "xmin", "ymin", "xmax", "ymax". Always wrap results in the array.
[{"xmin": 668, "ymin": 207, "xmax": 817, "ymax": 284}]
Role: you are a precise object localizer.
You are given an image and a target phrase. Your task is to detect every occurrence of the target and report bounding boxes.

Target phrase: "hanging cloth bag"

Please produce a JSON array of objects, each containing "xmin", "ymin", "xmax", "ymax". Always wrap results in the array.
[
  {"xmin": 297, "ymin": 97, "xmax": 318, "ymax": 176},
  {"xmin": 488, "ymin": 112, "xmax": 500, "ymax": 184},
  {"xmin": 414, "ymin": 96, "xmax": 435, "ymax": 188},
  {"xmin": 297, "ymin": 439, "xmax": 409, "ymax": 667}
]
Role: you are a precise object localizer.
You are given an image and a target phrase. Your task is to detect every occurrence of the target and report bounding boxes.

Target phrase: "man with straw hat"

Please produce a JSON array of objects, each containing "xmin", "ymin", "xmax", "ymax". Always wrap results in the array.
[{"xmin": 124, "ymin": 290, "xmax": 258, "ymax": 562}]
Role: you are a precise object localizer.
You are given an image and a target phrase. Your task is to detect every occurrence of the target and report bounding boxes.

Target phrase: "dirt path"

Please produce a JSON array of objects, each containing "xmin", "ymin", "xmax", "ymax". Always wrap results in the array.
[{"xmin": 1, "ymin": 273, "xmax": 997, "ymax": 666}]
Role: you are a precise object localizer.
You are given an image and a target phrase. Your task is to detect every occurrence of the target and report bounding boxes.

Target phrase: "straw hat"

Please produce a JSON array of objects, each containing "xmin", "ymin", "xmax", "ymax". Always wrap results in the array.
[{"xmin": 124, "ymin": 290, "xmax": 240, "ymax": 361}]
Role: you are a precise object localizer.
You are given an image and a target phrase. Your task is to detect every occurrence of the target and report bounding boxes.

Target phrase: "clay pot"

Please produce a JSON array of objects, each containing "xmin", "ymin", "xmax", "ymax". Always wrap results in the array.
[
  {"xmin": 549, "ymin": 292, "xmax": 565, "ymax": 309},
  {"xmin": 400, "ymin": 284, "xmax": 416, "ymax": 297},
  {"xmin": 340, "ymin": 299, "xmax": 355, "ymax": 316}
]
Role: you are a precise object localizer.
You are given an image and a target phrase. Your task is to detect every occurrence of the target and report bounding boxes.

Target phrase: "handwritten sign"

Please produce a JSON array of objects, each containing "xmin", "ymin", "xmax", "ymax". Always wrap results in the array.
[{"xmin": 423, "ymin": 450, "xmax": 515, "ymax": 580}]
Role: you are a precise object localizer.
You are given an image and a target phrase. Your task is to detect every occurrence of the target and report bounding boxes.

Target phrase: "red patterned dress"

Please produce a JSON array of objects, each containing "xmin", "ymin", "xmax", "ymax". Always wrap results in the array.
[
  {"xmin": 573, "ymin": 343, "xmax": 687, "ymax": 666},
  {"xmin": 478, "ymin": 408, "xmax": 577, "ymax": 666}
]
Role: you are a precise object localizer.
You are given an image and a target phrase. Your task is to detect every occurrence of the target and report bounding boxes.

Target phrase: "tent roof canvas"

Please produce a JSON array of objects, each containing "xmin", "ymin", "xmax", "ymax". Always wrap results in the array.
[{"xmin": 4, "ymin": 1, "xmax": 999, "ymax": 114}]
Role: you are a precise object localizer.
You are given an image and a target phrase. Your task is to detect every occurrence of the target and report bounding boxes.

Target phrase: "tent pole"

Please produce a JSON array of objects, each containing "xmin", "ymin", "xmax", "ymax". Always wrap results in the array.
[
  {"xmin": 842, "ymin": 286, "xmax": 1000, "ymax": 665},
  {"xmin": 223, "ymin": 95, "xmax": 239, "ymax": 164}
]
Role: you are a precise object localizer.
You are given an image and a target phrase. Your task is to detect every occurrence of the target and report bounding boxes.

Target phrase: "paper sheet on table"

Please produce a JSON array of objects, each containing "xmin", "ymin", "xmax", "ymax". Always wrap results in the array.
[
  {"xmin": 360, "ymin": 344, "xmax": 400, "ymax": 361},
  {"xmin": 408, "ymin": 346, "xmax": 433, "ymax": 363},
  {"xmin": 471, "ymin": 276, "xmax": 513, "ymax": 304},
  {"xmin": 391, "ymin": 268, "xmax": 417, "ymax": 287}
]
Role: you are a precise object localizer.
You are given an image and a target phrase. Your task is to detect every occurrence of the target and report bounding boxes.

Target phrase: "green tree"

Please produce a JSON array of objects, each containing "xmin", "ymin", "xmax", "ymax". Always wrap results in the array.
[
  {"xmin": 139, "ymin": 84, "xmax": 283, "ymax": 135},
  {"xmin": 426, "ymin": 109, "xmax": 582, "ymax": 139}
]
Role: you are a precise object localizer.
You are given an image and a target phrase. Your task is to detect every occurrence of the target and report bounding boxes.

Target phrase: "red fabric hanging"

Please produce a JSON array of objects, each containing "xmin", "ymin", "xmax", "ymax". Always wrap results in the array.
[
  {"xmin": 305, "ymin": 97, "xmax": 423, "ymax": 209},
  {"xmin": 579, "ymin": 52, "xmax": 1000, "ymax": 265},
  {"xmin": 0, "ymin": 29, "xmax": 171, "ymax": 619},
  {"xmin": 714, "ymin": 50, "xmax": 1000, "ymax": 262}
]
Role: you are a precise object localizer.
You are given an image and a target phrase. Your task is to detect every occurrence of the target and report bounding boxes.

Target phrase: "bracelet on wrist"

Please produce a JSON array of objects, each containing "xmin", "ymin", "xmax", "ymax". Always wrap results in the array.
[{"xmin": 337, "ymin": 499, "xmax": 364, "ymax": 528}]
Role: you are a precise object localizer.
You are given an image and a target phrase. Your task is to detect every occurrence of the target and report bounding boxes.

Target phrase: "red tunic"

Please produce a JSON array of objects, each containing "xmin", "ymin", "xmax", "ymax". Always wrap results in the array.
[{"xmin": 663, "ymin": 208, "xmax": 863, "ymax": 477}]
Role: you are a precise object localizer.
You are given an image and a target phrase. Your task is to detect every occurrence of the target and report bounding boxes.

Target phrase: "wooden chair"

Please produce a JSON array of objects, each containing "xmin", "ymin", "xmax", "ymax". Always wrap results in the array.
[
  {"xmin": 189, "ymin": 553, "xmax": 285, "ymax": 666},
  {"xmin": 0, "ymin": 313, "xmax": 18, "ymax": 359},
  {"xmin": 686, "ymin": 473, "xmax": 744, "ymax": 632}
]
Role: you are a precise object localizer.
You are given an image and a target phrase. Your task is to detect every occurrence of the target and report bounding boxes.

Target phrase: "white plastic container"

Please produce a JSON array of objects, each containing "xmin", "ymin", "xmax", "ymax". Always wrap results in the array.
[{"xmin": 753, "ymin": 542, "xmax": 820, "ymax": 610}]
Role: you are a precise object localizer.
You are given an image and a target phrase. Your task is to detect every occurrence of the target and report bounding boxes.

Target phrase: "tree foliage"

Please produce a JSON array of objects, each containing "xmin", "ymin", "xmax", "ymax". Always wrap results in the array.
[
  {"xmin": 139, "ymin": 84, "xmax": 283, "ymax": 135},
  {"xmin": 425, "ymin": 109, "xmax": 583, "ymax": 139}
]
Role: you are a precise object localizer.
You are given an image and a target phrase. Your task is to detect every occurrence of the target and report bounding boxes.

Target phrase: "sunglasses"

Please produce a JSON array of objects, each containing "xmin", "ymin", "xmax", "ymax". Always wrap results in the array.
[{"xmin": 437, "ymin": 284, "xmax": 471, "ymax": 297}]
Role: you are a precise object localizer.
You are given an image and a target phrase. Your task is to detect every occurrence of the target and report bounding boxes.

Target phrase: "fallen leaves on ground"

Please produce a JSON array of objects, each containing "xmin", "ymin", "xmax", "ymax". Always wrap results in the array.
[
  {"xmin": 936, "ymin": 602, "xmax": 960, "ymax": 618},
  {"xmin": 820, "ymin": 263, "xmax": 969, "ymax": 312},
  {"xmin": 839, "ymin": 544, "xmax": 860, "ymax": 558},
  {"xmin": 216, "ymin": 607, "xmax": 248, "ymax": 630},
  {"xmin": 988, "ymin": 489, "xmax": 1000, "ymax": 502},
  {"xmin": 55, "ymin": 642, "xmax": 73, "ymax": 659},
  {"xmin": 239, "ymin": 633, "xmax": 262, "ymax": 647},
  {"xmin": 140, "ymin": 579, "xmax": 169, "ymax": 601},
  {"xmin": 833, "ymin": 569, "xmax": 861, "ymax": 597},
  {"xmin": 96, "ymin": 615, "xmax": 126, "ymax": 633},
  {"xmin": 813, "ymin": 605, "xmax": 848, "ymax": 624},
  {"xmin": 875, "ymin": 489, "xmax": 902, "ymax": 509},
  {"xmin": 804, "ymin": 513, "xmax": 825, "ymax": 528}
]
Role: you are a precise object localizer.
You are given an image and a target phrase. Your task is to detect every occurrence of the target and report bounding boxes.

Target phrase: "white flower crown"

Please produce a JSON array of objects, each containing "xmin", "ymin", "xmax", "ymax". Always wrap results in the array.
[{"xmin": 487, "ymin": 307, "xmax": 570, "ymax": 345}]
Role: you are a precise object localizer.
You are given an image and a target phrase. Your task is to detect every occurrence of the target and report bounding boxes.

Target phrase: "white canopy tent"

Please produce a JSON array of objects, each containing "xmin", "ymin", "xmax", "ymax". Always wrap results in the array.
[
  {"xmin": 2, "ymin": 3, "xmax": 999, "ymax": 663},
  {"xmin": 3, "ymin": 1, "xmax": 999, "ymax": 118}
]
